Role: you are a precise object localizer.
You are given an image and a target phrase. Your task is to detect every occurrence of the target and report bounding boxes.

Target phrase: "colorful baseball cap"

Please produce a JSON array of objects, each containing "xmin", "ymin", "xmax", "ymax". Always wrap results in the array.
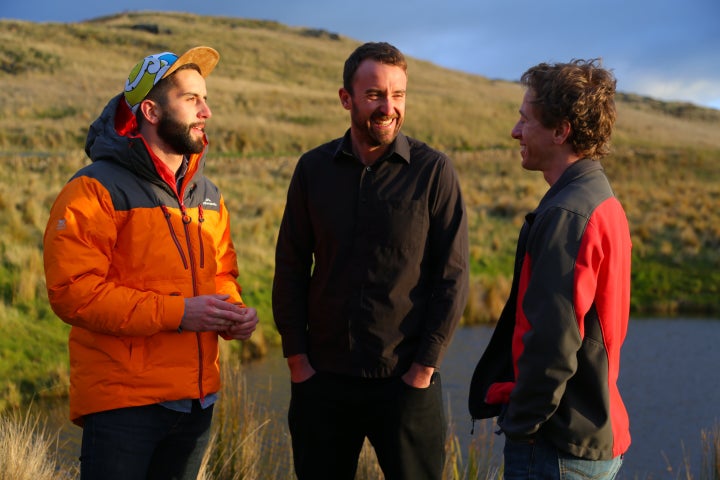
[{"xmin": 124, "ymin": 46, "xmax": 219, "ymax": 112}]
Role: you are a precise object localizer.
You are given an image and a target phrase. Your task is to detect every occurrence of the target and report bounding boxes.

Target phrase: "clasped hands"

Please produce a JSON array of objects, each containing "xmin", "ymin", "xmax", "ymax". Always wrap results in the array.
[{"xmin": 180, "ymin": 294, "xmax": 259, "ymax": 340}]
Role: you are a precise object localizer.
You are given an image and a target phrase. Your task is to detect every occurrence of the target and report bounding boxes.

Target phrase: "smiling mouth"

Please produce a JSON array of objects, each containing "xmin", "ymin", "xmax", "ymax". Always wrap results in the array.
[{"xmin": 373, "ymin": 116, "xmax": 395, "ymax": 128}]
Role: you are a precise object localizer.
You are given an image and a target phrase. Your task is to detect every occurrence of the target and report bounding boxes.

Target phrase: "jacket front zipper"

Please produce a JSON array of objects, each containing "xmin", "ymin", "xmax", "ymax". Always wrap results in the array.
[{"xmin": 161, "ymin": 200, "xmax": 206, "ymax": 401}]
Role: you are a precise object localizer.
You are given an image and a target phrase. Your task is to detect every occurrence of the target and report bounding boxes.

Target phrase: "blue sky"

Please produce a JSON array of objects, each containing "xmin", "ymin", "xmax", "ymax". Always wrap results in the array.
[{"xmin": 3, "ymin": 0, "xmax": 719, "ymax": 110}]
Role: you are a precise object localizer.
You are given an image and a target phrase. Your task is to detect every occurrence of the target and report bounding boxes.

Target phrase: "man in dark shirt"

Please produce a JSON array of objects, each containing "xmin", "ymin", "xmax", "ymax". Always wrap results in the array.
[{"xmin": 272, "ymin": 42, "xmax": 469, "ymax": 480}]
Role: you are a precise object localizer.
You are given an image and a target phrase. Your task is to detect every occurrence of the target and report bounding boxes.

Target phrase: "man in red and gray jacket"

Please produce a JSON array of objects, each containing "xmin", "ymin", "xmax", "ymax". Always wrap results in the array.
[{"xmin": 469, "ymin": 59, "xmax": 632, "ymax": 480}]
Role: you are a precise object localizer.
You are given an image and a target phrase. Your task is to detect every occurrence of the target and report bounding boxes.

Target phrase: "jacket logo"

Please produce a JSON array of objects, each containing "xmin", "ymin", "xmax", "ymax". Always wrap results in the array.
[
  {"xmin": 202, "ymin": 198, "xmax": 218, "ymax": 208},
  {"xmin": 55, "ymin": 218, "xmax": 67, "ymax": 230}
]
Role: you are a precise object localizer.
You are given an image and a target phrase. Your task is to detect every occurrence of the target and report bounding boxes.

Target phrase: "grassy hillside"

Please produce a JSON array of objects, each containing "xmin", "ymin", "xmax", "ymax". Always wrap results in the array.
[
  {"xmin": 1, "ymin": 11, "xmax": 719, "ymax": 410},
  {"xmin": 0, "ymin": 11, "xmax": 521, "ymax": 155}
]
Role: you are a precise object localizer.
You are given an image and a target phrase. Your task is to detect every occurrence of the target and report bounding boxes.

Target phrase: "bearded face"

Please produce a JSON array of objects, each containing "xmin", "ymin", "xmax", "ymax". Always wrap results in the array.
[{"xmin": 157, "ymin": 111, "xmax": 205, "ymax": 155}]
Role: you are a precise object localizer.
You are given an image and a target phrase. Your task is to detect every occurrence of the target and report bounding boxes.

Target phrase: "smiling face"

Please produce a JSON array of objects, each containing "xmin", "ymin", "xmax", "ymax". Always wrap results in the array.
[
  {"xmin": 510, "ymin": 88, "xmax": 580, "ymax": 185},
  {"xmin": 510, "ymin": 89, "xmax": 557, "ymax": 172},
  {"xmin": 155, "ymin": 68, "xmax": 212, "ymax": 155},
  {"xmin": 339, "ymin": 59, "xmax": 406, "ymax": 162}
]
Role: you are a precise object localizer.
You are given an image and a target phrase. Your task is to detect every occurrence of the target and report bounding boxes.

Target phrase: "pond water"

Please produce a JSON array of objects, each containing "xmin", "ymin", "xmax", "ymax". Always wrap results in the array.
[
  {"xmin": 43, "ymin": 317, "xmax": 719, "ymax": 478},
  {"xmin": 443, "ymin": 317, "xmax": 720, "ymax": 479}
]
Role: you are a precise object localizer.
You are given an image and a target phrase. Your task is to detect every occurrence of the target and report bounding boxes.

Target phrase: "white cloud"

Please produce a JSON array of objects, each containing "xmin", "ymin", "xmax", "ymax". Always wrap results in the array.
[{"xmin": 625, "ymin": 76, "xmax": 720, "ymax": 110}]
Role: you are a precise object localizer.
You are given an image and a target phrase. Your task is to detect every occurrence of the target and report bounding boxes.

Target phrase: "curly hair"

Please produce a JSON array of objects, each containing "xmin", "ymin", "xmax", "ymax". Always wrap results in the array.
[
  {"xmin": 343, "ymin": 42, "xmax": 407, "ymax": 94},
  {"xmin": 521, "ymin": 59, "xmax": 617, "ymax": 159}
]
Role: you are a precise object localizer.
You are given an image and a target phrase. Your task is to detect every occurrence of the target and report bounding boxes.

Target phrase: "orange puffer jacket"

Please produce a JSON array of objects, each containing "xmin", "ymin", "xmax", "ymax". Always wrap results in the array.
[{"xmin": 43, "ymin": 95, "xmax": 243, "ymax": 424}]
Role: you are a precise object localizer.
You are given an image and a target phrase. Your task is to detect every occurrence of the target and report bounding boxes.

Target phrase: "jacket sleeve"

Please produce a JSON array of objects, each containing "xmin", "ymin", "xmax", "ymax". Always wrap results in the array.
[
  {"xmin": 501, "ymin": 207, "xmax": 587, "ymax": 440},
  {"xmin": 43, "ymin": 176, "xmax": 185, "ymax": 336},
  {"xmin": 415, "ymin": 157, "xmax": 469, "ymax": 368},
  {"xmin": 272, "ymin": 158, "xmax": 314, "ymax": 357}
]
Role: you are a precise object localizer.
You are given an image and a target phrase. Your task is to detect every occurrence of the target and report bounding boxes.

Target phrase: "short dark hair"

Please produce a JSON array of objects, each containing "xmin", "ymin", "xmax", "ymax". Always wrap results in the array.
[
  {"xmin": 343, "ymin": 42, "xmax": 407, "ymax": 94},
  {"xmin": 136, "ymin": 63, "xmax": 202, "ymax": 127},
  {"xmin": 521, "ymin": 59, "xmax": 617, "ymax": 159}
]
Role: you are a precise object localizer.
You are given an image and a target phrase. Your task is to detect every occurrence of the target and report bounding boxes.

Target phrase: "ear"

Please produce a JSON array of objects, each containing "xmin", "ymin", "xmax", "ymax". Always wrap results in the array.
[
  {"xmin": 553, "ymin": 120, "xmax": 572, "ymax": 145},
  {"xmin": 139, "ymin": 99, "xmax": 161, "ymax": 125},
  {"xmin": 338, "ymin": 88, "xmax": 351, "ymax": 110}
]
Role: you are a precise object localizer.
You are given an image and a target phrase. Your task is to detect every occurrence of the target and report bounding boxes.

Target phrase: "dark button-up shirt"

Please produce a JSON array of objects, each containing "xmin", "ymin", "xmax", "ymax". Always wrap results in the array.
[{"xmin": 272, "ymin": 131, "xmax": 469, "ymax": 377}]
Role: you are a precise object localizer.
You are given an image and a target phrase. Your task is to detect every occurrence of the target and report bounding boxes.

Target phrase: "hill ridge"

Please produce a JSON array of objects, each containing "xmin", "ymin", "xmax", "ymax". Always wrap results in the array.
[{"xmin": 1, "ymin": 11, "xmax": 719, "ymax": 156}]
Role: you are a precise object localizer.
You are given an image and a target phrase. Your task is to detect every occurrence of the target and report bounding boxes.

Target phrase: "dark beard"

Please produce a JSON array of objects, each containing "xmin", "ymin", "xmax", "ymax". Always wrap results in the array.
[
  {"xmin": 157, "ymin": 114, "xmax": 205, "ymax": 155},
  {"xmin": 349, "ymin": 101, "xmax": 401, "ymax": 148}
]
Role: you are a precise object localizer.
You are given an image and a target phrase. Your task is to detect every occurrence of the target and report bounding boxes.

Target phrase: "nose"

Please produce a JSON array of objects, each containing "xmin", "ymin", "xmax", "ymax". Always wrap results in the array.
[
  {"xmin": 511, "ymin": 121, "xmax": 521, "ymax": 140},
  {"xmin": 378, "ymin": 95, "xmax": 398, "ymax": 115},
  {"xmin": 199, "ymin": 98, "xmax": 212, "ymax": 119}
]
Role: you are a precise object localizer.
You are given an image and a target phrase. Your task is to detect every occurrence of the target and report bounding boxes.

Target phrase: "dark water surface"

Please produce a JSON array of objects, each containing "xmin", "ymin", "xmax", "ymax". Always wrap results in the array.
[
  {"xmin": 46, "ymin": 318, "xmax": 719, "ymax": 478},
  {"xmin": 443, "ymin": 318, "xmax": 720, "ymax": 479}
]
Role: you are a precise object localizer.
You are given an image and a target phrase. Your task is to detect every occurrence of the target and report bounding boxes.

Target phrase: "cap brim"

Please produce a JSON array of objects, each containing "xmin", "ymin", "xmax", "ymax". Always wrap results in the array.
[{"xmin": 163, "ymin": 46, "xmax": 219, "ymax": 79}]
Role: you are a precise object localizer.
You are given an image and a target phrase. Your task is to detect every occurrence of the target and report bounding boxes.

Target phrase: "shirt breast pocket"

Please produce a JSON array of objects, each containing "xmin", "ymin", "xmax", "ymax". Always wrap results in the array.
[{"xmin": 382, "ymin": 198, "xmax": 427, "ymax": 251}]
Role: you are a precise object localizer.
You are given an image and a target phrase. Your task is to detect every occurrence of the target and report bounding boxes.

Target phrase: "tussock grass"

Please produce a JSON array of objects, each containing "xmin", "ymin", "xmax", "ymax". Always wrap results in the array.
[
  {"xmin": 701, "ymin": 422, "xmax": 720, "ymax": 480},
  {"xmin": 660, "ymin": 422, "xmax": 720, "ymax": 480},
  {"xmin": 0, "ymin": 409, "xmax": 73, "ymax": 479},
  {"xmin": 5, "ymin": 374, "xmax": 716, "ymax": 478},
  {"xmin": 200, "ymin": 367, "xmax": 293, "ymax": 479}
]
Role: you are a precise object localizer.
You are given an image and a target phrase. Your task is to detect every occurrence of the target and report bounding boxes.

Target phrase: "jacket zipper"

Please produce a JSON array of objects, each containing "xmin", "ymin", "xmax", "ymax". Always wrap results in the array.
[
  {"xmin": 160, "ymin": 205, "xmax": 188, "ymax": 269},
  {"xmin": 180, "ymin": 202, "xmax": 206, "ymax": 401},
  {"xmin": 197, "ymin": 204, "xmax": 205, "ymax": 269},
  {"xmin": 161, "ymin": 200, "xmax": 206, "ymax": 401}
]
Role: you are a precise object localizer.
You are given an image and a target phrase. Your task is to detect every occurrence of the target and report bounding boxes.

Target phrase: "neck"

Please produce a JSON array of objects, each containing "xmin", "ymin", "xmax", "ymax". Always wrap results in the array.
[
  {"xmin": 544, "ymin": 154, "xmax": 582, "ymax": 186},
  {"xmin": 350, "ymin": 132, "xmax": 389, "ymax": 166}
]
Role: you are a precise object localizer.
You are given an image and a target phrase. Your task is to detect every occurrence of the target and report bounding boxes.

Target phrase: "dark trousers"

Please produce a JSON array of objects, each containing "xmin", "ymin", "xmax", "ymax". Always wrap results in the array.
[
  {"xmin": 80, "ymin": 401, "xmax": 213, "ymax": 480},
  {"xmin": 288, "ymin": 371, "xmax": 446, "ymax": 480}
]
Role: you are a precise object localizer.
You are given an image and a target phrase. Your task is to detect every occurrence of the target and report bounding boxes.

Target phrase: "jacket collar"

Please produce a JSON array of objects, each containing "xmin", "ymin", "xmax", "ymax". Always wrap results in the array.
[{"xmin": 537, "ymin": 158, "xmax": 602, "ymax": 208}]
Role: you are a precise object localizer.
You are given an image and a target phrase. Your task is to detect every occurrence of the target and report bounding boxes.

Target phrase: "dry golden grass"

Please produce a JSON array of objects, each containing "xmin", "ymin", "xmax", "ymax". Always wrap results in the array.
[
  {"xmin": 200, "ymin": 367, "xmax": 293, "ymax": 479},
  {"xmin": 701, "ymin": 422, "xmax": 720, "ymax": 480},
  {"xmin": 3, "ymin": 398, "xmax": 718, "ymax": 479},
  {"xmin": 0, "ymin": 409, "xmax": 72, "ymax": 480}
]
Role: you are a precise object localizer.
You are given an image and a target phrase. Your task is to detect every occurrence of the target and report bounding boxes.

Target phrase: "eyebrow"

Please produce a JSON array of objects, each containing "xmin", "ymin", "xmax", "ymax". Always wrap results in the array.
[
  {"xmin": 182, "ymin": 91, "xmax": 208, "ymax": 100},
  {"xmin": 365, "ymin": 88, "xmax": 406, "ymax": 95}
]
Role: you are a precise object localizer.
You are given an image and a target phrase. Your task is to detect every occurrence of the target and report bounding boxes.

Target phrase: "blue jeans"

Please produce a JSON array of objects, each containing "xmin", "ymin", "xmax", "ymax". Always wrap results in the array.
[
  {"xmin": 80, "ymin": 401, "xmax": 213, "ymax": 480},
  {"xmin": 503, "ymin": 437, "xmax": 623, "ymax": 480}
]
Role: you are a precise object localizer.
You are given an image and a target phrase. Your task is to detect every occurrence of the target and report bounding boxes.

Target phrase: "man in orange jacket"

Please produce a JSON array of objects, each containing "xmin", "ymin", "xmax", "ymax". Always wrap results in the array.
[{"xmin": 43, "ymin": 46, "xmax": 258, "ymax": 480}]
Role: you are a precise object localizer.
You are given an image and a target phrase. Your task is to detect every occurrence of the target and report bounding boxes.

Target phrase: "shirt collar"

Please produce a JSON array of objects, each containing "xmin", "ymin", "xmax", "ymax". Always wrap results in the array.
[{"xmin": 335, "ymin": 129, "xmax": 411, "ymax": 165}]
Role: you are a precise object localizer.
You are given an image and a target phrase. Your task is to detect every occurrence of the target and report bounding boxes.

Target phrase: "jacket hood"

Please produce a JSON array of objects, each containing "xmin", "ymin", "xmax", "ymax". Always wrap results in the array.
[{"xmin": 84, "ymin": 93, "xmax": 208, "ymax": 187}]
